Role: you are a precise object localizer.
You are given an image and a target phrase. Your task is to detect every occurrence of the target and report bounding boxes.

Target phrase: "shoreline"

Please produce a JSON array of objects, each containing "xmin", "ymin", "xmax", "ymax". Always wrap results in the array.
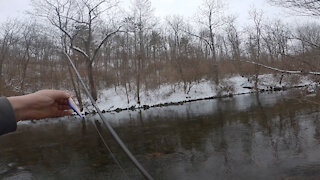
[{"xmin": 85, "ymin": 83, "xmax": 313, "ymax": 115}]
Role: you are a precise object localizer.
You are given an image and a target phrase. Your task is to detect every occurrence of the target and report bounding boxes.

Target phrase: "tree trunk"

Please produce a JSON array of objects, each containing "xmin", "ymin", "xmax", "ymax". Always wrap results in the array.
[
  {"xmin": 212, "ymin": 56, "xmax": 219, "ymax": 85},
  {"xmin": 87, "ymin": 62, "xmax": 97, "ymax": 101},
  {"xmin": 125, "ymin": 82, "xmax": 130, "ymax": 104},
  {"xmin": 20, "ymin": 60, "xmax": 29, "ymax": 94},
  {"xmin": 254, "ymin": 65, "xmax": 260, "ymax": 91},
  {"xmin": 136, "ymin": 57, "xmax": 141, "ymax": 105},
  {"xmin": 0, "ymin": 58, "xmax": 5, "ymax": 92}
]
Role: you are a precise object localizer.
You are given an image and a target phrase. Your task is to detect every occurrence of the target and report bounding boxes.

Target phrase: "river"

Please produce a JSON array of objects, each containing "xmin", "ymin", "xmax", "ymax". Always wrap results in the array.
[{"xmin": 1, "ymin": 90, "xmax": 320, "ymax": 180}]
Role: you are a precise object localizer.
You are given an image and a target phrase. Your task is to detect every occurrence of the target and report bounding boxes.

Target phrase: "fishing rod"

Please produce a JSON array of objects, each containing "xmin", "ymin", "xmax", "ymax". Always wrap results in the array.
[{"xmin": 64, "ymin": 52, "xmax": 154, "ymax": 180}]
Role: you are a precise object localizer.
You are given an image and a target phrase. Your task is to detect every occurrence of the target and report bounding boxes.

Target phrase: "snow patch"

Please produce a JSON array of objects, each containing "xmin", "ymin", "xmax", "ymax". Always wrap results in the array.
[{"xmin": 82, "ymin": 74, "xmax": 315, "ymax": 112}]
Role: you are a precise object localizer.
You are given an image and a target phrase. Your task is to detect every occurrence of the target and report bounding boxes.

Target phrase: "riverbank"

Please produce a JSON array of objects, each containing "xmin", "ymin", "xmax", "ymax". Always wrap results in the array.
[
  {"xmin": 83, "ymin": 74, "xmax": 317, "ymax": 114},
  {"xmin": 9, "ymin": 87, "xmax": 320, "ymax": 180}
]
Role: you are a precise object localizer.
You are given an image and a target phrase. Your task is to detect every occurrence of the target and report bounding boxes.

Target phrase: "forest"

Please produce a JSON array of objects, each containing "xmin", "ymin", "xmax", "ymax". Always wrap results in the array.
[{"xmin": 0, "ymin": 0, "xmax": 319, "ymax": 110}]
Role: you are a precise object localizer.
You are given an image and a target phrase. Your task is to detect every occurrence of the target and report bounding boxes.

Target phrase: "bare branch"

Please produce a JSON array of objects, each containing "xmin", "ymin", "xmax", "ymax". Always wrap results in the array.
[
  {"xmin": 72, "ymin": 46, "xmax": 90, "ymax": 60},
  {"xmin": 92, "ymin": 26, "xmax": 122, "ymax": 62},
  {"xmin": 241, "ymin": 60, "xmax": 320, "ymax": 75},
  {"xmin": 269, "ymin": 0, "xmax": 320, "ymax": 16},
  {"xmin": 182, "ymin": 29, "xmax": 213, "ymax": 50}
]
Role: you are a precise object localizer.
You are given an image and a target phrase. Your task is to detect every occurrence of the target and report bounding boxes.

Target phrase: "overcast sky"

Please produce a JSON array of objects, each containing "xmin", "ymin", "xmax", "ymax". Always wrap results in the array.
[{"xmin": 0, "ymin": 0, "xmax": 318, "ymax": 26}]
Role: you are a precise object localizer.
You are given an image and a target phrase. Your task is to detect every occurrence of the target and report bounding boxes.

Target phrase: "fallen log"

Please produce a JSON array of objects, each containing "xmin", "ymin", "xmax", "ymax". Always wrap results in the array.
[{"xmin": 240, "ymin": 60, "xmax": 320, "ymax": 75}]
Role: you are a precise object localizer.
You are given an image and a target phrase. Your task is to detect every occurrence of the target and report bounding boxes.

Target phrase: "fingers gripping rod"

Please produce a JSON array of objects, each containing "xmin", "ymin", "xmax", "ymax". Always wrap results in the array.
[{"xmin": 64, "ymin": 52, "xmax": 153, "ymax": 180}]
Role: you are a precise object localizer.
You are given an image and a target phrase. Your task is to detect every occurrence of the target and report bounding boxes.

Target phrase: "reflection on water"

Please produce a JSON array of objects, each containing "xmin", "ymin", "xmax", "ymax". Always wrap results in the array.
[{"xmin": 1, "ymin": 91, "xmax": 320, "ymax": 179}]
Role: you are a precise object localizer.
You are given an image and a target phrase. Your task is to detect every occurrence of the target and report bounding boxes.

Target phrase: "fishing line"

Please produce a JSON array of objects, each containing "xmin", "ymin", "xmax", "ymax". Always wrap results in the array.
[
  {"xmin": 64, "ymin": 52, "xmax": 153, "ymax": 180},
  {"xmin": 91, "ymin": 119, "xmax": 130, "ymax": 179}
]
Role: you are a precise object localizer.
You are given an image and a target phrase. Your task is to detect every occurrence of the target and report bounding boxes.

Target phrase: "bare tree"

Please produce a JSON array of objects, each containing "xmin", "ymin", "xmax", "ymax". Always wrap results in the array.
[
  {"xmin": 262, "ymin": 20, "xmax": 290, "ymax": 61},
  {"xmin": 269, "ymin": 0, "xmax": 320, "ymax": 16},
  {"xmin": 0, "ymin": 20, "xmax": 20, "ymax": 92},
  {"xmin": 128, "ymin": 0, "xmax": 155, "ymax": 104},
  {"xmin": 31, "ymin": 0, "xmax": 121, "ymax": 100},
  {"xmin": 247, "ymin": 8, "xmax": 264, "ymax": 90},
  {"xmin": 166, "ymin": 16, "xmax": 193, "ymax": 93},
  {"xmin": 226, "ymin": 17, "xmax": 242, "ymax": 73},
  {"xmin": 166, "ymin": 15, "xmax": 184, "ymax": 62},
  {"xmin": 296, "ymin": 23, "xmax": 320, "ymax": 49},
  {"xmin": 194, "ymin": 0, "xmax": 226, "ymax": 84},
  {"xmin": 19, "ymin": 22, "xmax": 40, "ymax": 94}
]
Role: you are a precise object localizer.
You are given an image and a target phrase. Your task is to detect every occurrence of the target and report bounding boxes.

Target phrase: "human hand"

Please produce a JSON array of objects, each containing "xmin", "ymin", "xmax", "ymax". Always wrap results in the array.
[{"xmin": 8, "ymin": 90, "xmax": 73, "ymax": 121}]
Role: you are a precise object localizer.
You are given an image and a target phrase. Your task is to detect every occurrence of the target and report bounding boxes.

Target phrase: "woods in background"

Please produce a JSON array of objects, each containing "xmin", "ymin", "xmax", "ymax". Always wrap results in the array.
[{"xmin": 0, "ymin": 0, "xmax": 319, "ymax": 109}]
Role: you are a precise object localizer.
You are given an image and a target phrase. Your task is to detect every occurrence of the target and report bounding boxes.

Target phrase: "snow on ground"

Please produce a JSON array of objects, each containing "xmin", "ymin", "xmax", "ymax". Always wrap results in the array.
[{"xmin": 83, "ymin": 74, "xmax": 315, "ymax": 112}]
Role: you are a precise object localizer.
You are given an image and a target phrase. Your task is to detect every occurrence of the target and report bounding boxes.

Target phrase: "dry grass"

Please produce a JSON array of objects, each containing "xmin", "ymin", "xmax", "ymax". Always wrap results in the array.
[{"xmin": 1, "ymin": 50, "xmax": 319, "ymax": 96}]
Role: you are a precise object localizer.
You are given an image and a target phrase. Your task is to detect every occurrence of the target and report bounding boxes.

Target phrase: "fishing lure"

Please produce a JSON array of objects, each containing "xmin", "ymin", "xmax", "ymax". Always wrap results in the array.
[{"xmin": 68, "ymin": 97, "xmax": 83, "ymax": 118}]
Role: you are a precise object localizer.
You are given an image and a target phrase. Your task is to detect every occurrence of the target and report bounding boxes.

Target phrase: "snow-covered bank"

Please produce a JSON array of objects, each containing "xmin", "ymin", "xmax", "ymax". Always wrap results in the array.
[{"xmin": 84, "ymin": 74, "xmax": 316, "ymax": 113}]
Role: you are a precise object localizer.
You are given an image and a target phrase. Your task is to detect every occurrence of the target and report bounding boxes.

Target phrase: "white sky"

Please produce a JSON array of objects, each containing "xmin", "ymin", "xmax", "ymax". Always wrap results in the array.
[{"xmin": 0, "ymin": 0, "xmax": 318, "ymax": 26}]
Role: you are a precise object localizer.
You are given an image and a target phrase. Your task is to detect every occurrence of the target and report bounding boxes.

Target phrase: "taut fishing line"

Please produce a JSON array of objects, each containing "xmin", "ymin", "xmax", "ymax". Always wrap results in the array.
[
  {"xmin": 91, "ymin": 119, "xmax": 130, "ymax": 179},
  {"xmin": 64, "ymin": 52, "xmax": 154, "ymax": 180}
]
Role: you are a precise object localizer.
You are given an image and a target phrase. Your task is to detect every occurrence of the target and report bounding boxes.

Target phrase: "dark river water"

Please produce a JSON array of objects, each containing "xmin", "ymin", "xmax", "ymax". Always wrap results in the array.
[{"xmin": 1, "ymin": 90, "xmax": 320, "ymax": 180}]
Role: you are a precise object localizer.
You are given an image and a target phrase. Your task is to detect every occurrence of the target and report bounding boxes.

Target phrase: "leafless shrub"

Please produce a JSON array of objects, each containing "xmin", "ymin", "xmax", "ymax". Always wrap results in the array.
[{"xmin": 215, "ymin": 79, "xmax": 234, "ymax": 96}]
